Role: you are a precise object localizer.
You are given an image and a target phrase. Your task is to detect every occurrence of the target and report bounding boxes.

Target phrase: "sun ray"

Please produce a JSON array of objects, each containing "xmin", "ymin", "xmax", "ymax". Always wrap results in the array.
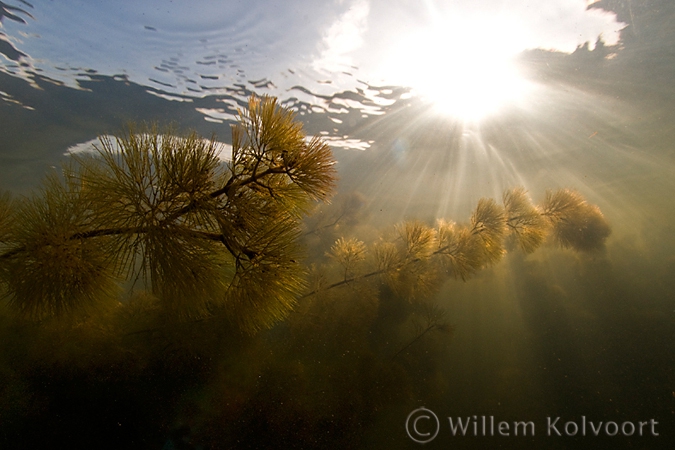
[{"xmin": 378, "ymin": 14, "xmax": 533, "ymax": 121}]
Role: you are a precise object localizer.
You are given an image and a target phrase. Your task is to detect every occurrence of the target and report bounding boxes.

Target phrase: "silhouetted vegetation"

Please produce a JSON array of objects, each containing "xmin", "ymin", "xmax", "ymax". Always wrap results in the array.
[{"xmin": 0, "ymin": 96, "xmax": 612, "ymax": 449}]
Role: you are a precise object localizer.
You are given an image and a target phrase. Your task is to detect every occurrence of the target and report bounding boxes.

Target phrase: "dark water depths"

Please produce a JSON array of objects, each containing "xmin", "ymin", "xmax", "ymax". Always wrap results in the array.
[{"xmin": 1, "ymin": 0, "xmax": 675, "ymax": 448}]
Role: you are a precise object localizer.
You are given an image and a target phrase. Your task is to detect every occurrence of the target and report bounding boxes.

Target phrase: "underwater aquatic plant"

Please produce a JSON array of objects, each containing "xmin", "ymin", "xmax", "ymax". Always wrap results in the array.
[
  {"xmin": 0, "ymin": 98, "xmax": 613, "ymax": 450},
  {"xmin": 308, "ymin": 186, "xmax": 610, "ymax": 302},
  {"xmin": 0, "ymin": 96, "xmax": 336, "ymax": 332},
  {"xmin": 503, "ymin": 186, "xmax": 548, "ymax": 253},
  {"xmin": 541, "ymin": 188, "xmax": 611, "ymax": 252},
  {"xmin": 0, "ymin": 92, "xmax": 610, "ymax": 335}
]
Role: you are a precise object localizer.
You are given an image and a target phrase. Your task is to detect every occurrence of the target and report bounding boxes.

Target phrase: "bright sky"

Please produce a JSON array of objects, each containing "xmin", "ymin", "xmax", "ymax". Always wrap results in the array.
[
  {"xmin": 314, "ymin": 0, "xmax": 624, "ymax": 119},
  {"xmin": 1, "ymin": 0, "xmax": 625, "ymax": 120}
]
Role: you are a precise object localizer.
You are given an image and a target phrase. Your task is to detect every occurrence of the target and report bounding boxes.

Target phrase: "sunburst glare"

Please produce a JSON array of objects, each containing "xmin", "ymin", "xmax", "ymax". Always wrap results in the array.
[{"xmin": 380, "ymin": 15, "xmax": 533, "ymax": 121}]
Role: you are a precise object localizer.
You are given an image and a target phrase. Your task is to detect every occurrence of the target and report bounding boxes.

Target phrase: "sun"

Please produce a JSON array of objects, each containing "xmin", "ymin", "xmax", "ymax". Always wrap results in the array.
[{"xmin": 379, "ymin": 15, "xmax": 532, "ymax": 121}]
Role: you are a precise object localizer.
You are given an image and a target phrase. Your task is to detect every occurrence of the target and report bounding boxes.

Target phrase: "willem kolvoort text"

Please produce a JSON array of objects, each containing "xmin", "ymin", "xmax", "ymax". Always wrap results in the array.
[{"xmin": 447, "ymin": 415, "xmax": 659, "ymax": 437}]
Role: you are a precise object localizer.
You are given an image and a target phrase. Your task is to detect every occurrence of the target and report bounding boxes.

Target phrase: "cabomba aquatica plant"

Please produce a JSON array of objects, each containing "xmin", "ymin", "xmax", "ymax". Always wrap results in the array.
[
  {"xmin": 0, "ymin": 96, "xmax": 337, "ymax": 332},
  {"xmin": 0, "ymin": 95, "xmax": 611, "ymax": 448},
  {"xmin": 0, "ymin": 95, "xmax": 610, "ymax": 326}
]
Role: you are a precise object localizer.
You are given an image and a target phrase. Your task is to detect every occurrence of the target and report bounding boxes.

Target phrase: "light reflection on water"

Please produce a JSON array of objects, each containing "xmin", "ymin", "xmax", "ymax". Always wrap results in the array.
[
  {"xmin": 1, "ymin": 0, "xmax": 625, "ymax": 123},
  {"xmin": 1, "ymin": 0, "xmax": 673, "ymax": 277},
  {"xmin": 0, "ymin": 0, "xmax": 405, "ymax": 126}
]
